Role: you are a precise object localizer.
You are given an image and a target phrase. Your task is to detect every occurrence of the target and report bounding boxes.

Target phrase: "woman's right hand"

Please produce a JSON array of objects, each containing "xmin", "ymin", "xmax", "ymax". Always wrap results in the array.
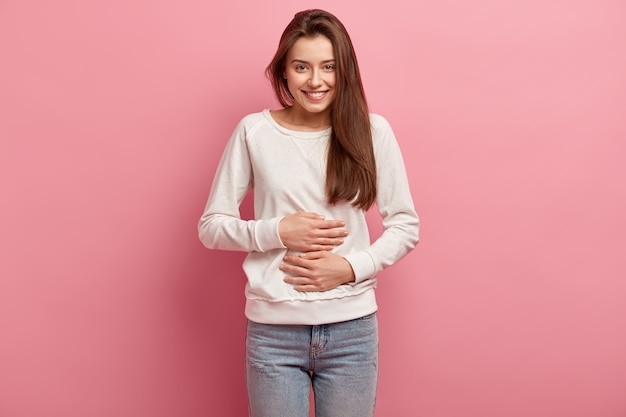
[{"xmin": 278, "ymin": 212, "xmax": 349, "ymax": 252}]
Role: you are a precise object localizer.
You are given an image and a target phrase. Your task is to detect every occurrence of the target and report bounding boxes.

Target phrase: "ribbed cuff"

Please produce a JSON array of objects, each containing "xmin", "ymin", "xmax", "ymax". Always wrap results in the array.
[
  {"xmin": 343, "ymin": 250, "xmax": 376, "ymax": 284},
  {"xmin": 254, "ymin": 217, "xmax": 286, "ymax": 252}
]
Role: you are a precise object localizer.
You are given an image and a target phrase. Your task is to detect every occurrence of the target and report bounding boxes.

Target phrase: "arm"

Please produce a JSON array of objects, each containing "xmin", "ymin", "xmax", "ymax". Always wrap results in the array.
[
  {"xmin": 198, "ymin": 120, "xmax": 284, "ymax": 252},
  {"xmin": 281, "ymin": 115, "xmax": 419, "ymax": 290},
  {"xmin": 198, "ymin": 118, "xmax": 350, "ymax": 253},
  {"xmin": 344, "ymin": 115, "xmax": 420, "ymax": 283}
]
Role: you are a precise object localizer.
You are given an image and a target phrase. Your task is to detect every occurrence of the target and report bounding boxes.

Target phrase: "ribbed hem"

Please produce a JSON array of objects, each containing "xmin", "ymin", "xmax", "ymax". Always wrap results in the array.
[{"xmin": 245, "ymin": 289, "xmax": 378, "ymax": 325}]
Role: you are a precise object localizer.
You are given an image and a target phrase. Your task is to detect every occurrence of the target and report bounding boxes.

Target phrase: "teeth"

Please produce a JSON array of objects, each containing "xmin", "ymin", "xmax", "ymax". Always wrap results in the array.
[{"xmin": 307, "ymin": 92, "xmax": 325, "ymax": 98}]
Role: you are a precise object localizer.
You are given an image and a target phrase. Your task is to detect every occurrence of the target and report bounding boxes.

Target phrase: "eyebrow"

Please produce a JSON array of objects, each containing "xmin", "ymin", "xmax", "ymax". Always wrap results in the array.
[{"xmin": 290, "ymin": 59, "xmax": 336, "ymax": 64}]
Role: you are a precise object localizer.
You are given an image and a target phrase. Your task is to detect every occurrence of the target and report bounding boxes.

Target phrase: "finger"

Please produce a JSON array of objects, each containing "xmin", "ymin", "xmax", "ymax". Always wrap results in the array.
[
  {"xmin": 321, "ymin": 236, "xmax": 347, "ymax": 245},
  {"xmin": 307, "ymin": 240, "xmax": 345, "ymax": 253},
  {"xmin": 300, "ymin": 212, "xmax": 325, "ymax": 219},
  {"xmin": 312, "ymin": 228, "xmax": 348, "ymax": 242},
  {"xmin": 312, "ymin": 231, "xmax": 348, "ymax": 242},
  {"xmin": 301, "ymin": 243, "xmax": 334, "ymax": 252},
  {"xmin": 326, "ymin": 228, "xmax": 349, "ymax": 238},
  {"xmin": 283, "ymin": 276, "xmax": 312, "ymax": 285},
  {"xmin": 279, "ymin": 262, "xmax": 311, "ymax": 276},
  {"xmin": 296, "ymin": 251, "xmax": 327, "ymax": 260},
  {"xmin": 283, "ymin": 276, "xmax": 321, "ymax": 292},
  {"xmin": 336, "ymin": 227, "xmax": 350, "ymax": 236},
  {"xmin": 309, "ymin": 237, "xmax": 344, "ymax": 249},
  {"xmin": 293, "ymin": 284, "xmax": 320, "ymax": 292},
  {"xmin": 286, "ymin": 277, "xmax": 334, "ymax": 292},
  {"xmin": 282, "ymin": 255, "xmax": 308, "ymax": 268},
  {"xmin": 311, "ymin": 244, "xmax": 336, "ymax": 252},
  {"xmin": 318, "ymin": 219, "xmax": 346, "ymax": 229}
]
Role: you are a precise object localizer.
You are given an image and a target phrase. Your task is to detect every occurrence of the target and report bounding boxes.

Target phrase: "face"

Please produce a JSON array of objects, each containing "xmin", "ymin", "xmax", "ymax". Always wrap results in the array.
[{"xmin": 284, "ymin": 35, "xmax": 336, "ymax": 118}]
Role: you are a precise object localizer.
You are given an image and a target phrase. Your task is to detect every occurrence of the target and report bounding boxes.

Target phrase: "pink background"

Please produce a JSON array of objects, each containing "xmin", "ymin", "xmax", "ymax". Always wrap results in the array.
[{"xmin": 1, "ymin": 0, "xmax": 625, "ymax": 416}]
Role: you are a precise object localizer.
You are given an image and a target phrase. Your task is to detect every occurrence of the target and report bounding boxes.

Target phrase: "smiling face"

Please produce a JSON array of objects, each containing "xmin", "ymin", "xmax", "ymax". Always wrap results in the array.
[{"xmin": 284, "ymin": 35, "xmax": 336, "ymax": 122}]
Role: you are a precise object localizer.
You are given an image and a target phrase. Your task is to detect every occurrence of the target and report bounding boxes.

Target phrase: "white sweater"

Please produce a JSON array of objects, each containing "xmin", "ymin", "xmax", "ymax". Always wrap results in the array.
[{"xmin": 198, "ymin": 109, "xmax": 419, "ymax": 325}]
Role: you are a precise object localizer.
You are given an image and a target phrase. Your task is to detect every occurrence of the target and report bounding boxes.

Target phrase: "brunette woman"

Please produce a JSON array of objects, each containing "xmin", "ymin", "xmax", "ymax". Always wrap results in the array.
[{"xmin": 198, "ymin": 9, "xmax": 419, "ymax": 417}]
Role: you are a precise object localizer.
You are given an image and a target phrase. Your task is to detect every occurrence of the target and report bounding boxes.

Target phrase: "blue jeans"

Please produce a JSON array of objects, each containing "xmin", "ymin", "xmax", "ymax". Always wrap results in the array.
[{"xmin": 245, "ymin": 313, "xmax": 379, "ymax": 417}]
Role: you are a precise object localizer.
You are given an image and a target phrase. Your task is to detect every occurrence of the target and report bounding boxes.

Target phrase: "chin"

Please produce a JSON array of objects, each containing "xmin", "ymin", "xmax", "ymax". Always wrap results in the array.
[{"xmin": 301, "ymin": 100, "xmax": 333, "ymax": 113}]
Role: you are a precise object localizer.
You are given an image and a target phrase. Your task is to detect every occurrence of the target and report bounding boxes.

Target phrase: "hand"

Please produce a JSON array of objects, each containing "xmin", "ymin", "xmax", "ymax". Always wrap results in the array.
[
  {"xmin": 278, "ymin": 212, "xmax": 349, "ymax": 252},
  {"xmin": 281, "ymin": 251, "xmax": 356, "ymax": 292}
]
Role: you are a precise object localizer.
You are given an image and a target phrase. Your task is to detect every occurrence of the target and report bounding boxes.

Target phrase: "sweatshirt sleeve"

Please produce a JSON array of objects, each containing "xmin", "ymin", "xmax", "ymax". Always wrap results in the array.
[
  {"xmin": 198, "ymin": 117, "xmax": 286, "ymax": 253},
  {"xmin": 343, "ymin": 115, "xmax": 420, "ymax": 283}
]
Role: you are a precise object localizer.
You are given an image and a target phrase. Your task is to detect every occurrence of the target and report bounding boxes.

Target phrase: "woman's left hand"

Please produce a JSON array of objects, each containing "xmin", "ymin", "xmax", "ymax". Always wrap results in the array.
[{"xmin": 280, "ymin": 251, "xmax": 356, "ymax": 292}]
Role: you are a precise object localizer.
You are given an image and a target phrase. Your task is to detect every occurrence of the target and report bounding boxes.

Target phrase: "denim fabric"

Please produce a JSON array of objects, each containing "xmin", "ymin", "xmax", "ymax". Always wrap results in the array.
[{"xmin": 245, "ymin": 313, "xmax": 379, "ymax": 417}]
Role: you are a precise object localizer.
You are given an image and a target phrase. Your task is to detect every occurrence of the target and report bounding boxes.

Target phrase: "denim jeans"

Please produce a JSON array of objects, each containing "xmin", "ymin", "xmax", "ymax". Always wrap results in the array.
[{"xmin": 245, "ymin": 313, "xmax": 379, "ymax": 417}]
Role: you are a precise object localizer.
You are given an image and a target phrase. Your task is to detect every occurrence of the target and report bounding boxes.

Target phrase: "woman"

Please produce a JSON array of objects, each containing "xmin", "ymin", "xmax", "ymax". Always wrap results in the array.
[{"xmin": 198, "ymin": 9, "xmax": 419, "ymax": 417}]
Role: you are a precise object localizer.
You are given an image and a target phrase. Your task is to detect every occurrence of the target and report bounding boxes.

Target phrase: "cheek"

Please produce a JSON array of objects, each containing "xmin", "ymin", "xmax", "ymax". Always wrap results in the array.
[
  {"xmin": 328, "ymin": 74, "xmax": 337, "ymax": 88},
  {"xmin": 286, "ymin": 73, "xmax": 304, "ymax": 90},
  {"xmin": 284, "ymin": 77, "xmax": 297, "ymax": 95}
]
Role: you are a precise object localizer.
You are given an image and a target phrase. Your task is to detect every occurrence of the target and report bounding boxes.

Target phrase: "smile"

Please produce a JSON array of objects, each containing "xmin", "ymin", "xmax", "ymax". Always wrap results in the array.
[{"xmin": 304, "ymin": 91, "xmax": 328, "ymax": 99}]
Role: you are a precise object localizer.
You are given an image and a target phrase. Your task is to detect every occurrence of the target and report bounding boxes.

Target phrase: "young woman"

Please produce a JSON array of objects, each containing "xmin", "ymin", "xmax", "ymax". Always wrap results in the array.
[{"xmin": 198, "ymin": 9, "xmax": 419, "ymax": 417}]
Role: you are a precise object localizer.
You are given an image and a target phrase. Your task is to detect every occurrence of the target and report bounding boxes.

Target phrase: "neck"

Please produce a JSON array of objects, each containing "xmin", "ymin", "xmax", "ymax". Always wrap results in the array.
[{"xmin": 282, "ymin": 106, "xmax": 331, "ymax": 131}]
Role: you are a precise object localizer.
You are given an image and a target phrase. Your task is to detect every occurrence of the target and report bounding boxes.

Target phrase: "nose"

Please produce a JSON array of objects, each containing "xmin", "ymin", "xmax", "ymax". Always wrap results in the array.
[{"xmin": 308, "ymin": 70, "xmax": 323, "ymax": 88}]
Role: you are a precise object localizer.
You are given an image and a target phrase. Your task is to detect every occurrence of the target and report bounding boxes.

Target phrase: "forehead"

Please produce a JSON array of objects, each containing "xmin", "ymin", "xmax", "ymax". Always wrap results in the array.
[{"xmin": 287, "ymin": 35, "xmax": 335, "ymax": 62}]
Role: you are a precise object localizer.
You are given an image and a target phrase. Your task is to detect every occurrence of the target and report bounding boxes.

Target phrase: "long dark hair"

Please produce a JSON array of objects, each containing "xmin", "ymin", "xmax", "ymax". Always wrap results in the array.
[{"xmin": 266, "ymin": 9, "xmax": 377, "ymax": 210}]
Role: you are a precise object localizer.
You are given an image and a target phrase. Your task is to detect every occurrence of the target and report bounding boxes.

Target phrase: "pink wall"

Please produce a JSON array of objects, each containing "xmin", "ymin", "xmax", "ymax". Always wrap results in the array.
[{"xmin": 1, "ymin": 1, "xmax": 625, "ymax": 416}]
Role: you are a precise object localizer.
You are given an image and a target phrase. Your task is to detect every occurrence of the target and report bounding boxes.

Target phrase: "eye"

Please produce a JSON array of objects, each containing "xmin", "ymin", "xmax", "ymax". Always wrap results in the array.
[
  {"xmin": 324, "ymin": 64, "xmax": 335, "ymax": 71},
  {"xmin": 295, "ymin": 64, "xmax": 307, "ymax": 72}
]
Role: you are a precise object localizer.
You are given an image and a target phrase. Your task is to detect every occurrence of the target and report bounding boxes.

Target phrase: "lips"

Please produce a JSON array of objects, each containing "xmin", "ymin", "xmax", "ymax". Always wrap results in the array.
[{"xmin": 304, "ymin": 90, "xmax": 328, "ymax": 100}]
